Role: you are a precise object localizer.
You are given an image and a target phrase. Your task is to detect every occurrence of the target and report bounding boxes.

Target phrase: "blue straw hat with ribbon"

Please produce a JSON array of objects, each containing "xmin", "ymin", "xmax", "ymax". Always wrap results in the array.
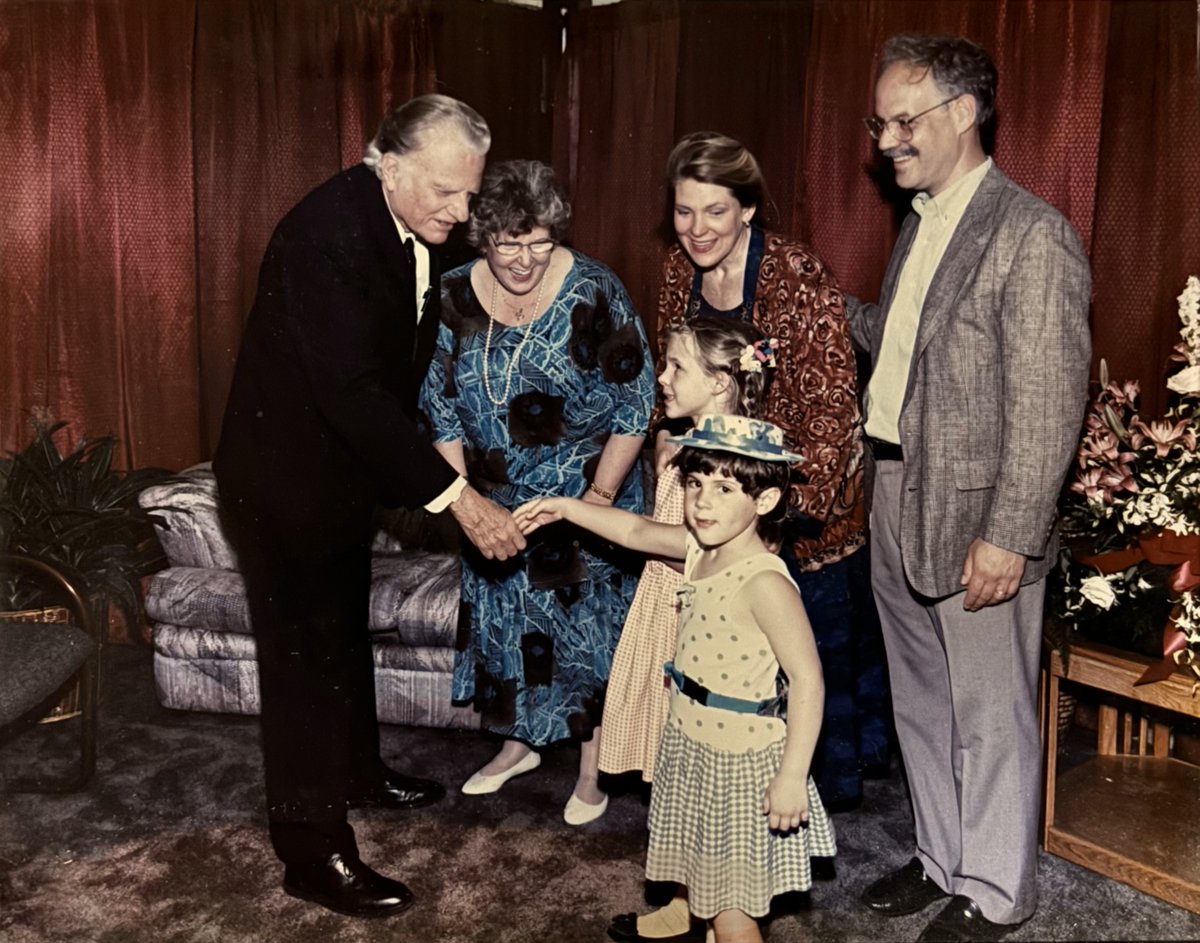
[{"xmin": 667, "ymin": 414, "xmax": 803, "ymax": 464}]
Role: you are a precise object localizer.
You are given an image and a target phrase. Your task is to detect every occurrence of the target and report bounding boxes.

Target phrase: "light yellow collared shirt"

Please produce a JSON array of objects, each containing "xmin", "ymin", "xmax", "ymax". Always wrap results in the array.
[{"xmin": 865, "ymin": 158, "xmax": 993, "ymax": 445}]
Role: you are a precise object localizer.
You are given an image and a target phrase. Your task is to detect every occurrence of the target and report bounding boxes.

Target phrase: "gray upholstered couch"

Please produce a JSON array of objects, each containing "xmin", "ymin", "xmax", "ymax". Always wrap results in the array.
[{"xmin": 139, "ymin": 463, "xmax": 478, "ymax": 729}]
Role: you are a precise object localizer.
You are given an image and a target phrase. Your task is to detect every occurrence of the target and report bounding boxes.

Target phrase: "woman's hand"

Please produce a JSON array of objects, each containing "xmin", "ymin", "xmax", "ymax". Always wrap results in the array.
[
  {"xmin": 762, "ymin": 773, "xmax": 809, "ymax": 832},
  {"xmin": 512, "ymin": 497, "xmax": 567, "ymax": 535}
]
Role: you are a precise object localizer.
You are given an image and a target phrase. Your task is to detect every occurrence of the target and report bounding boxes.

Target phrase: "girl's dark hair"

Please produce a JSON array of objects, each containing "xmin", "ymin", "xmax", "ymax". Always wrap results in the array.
[
  {"xmin": 674, "ymin": 447, "xmax": 790, "ymax": 539},
  {"xmin": 665, "ymin": 317, "xmax": 774, "ymax": 417}
]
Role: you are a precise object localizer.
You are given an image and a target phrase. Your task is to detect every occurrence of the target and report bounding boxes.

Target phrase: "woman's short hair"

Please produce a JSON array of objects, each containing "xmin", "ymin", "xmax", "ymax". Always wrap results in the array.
[
  {"xmin": 467, "ymin": 159, "xmax": 572, "ymax": 247},
  {"xmin": 665, "ymin": 318, "xmax": 773, "ymax": 419},
  {"xmin": 880, "ymin": 33, "xmax": 997, "ymax": 126},
  {"xmin": 664, "ymin": 132, "xmax": 767, "ymax": 212},
  {"xmin": 363, "ymin": 94, "xmax": 491, "ymax": 176}
]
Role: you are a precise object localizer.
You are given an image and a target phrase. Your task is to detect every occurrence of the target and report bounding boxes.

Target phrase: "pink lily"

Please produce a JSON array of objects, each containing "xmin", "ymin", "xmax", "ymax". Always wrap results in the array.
[
  {"xmin": 1070, "ymin": 468, "xmax": 1112, "ymax": 504},
  {"xmin": 1098, "ymin": 465, "xmax": 1139, "ymax": 495},
  {"xmin": 1131, "ymin": 418, "xmax": 1191, "ymax": 458}
]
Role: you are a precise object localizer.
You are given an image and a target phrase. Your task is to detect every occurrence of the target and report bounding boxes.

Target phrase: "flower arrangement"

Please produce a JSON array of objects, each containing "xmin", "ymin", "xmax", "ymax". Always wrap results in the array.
[{"xmin": 1053, "ymin": 277, "xmax": 1200, "ymax": 686}]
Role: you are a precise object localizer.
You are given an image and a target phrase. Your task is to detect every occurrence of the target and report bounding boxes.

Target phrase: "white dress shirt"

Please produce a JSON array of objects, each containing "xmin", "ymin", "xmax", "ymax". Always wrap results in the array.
[{"xmin": 381, "ymin": 186, "xmax": 467, "ymax": 512}]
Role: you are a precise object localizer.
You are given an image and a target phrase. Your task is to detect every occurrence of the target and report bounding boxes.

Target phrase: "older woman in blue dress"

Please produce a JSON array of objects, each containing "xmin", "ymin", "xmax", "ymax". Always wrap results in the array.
[{"xmin": 420, "ymin": 159, "xmax": 655, "ymax": 824}]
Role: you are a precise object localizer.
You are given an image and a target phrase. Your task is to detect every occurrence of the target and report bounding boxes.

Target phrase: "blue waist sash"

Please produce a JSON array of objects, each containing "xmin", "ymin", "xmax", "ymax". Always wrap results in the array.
[{"xmin": 664, "ymin": 661, "xmax": 785, "ymax": 718}]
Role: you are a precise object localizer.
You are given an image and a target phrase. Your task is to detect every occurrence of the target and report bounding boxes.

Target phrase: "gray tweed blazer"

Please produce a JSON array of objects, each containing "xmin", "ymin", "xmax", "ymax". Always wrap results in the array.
[{"xmin": 848, "ymin": 164, "xmax": 1092, "ymax": 599}]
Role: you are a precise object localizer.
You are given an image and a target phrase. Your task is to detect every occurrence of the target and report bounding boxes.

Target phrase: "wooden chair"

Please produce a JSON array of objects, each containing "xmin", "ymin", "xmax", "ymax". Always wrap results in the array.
[{"xmin": 0, "ymin": 553, "xmax": 100, "ymax": 791}]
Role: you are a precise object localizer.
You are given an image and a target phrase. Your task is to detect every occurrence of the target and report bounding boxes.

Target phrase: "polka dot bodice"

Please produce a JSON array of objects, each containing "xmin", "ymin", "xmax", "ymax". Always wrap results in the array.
[{"xmin": 668, "ymin": 536, "xmax": 798, "ymax": 752}]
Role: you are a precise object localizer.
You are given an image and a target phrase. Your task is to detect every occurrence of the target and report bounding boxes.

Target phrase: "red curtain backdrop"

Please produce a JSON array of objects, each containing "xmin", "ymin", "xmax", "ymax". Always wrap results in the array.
[
  {"xmin": 192, "ymin": 0, "xmax": 438, "ymax": 462},
  {"xmin": 0, "ymin": 0, "xmax": 199, "ymax": 469},
  {"xmin": 0, "ymin": 0, "xmax": 554, "ymax": 468},
  {"xmin": 552, "ymin": 0, "xmax": 681, "ymax": 348},
  {"xmin": 1, "ymin": 0, "xmax": 1197, "ymax": 468},
  {"xmin": 802, "ymin": 0, "xmax": 1108, "ymax": 303},
  {"xmin": 1089, "ymin": 0, "xmax": 1200, "ymax": 415}
]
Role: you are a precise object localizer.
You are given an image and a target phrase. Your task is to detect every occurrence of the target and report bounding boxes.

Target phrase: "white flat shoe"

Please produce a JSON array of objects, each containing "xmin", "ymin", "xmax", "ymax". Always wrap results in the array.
[
  {"xmin": 460, "ymin": 751, "xmax": 541, "ymax": 795},
  {"xmin": 563, "ymin": 791, "xmax": 608, "ymax": 826}
]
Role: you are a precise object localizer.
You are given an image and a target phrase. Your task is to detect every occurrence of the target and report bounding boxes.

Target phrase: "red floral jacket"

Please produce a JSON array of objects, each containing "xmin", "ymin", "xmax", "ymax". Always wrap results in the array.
[{"xmin": 656, "ymin": 233, "xmax": 864, "ymax": 570}]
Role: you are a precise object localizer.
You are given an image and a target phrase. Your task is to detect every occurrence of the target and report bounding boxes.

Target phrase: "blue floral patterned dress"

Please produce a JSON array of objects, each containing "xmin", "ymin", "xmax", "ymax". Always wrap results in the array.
[{"xmin": 420, "ymin": 252, "xmax": 656, "ymax": 746}]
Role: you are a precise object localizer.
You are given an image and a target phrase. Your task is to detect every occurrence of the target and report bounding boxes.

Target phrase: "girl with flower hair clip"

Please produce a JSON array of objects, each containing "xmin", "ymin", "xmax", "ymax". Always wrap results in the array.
[{"xmin": 601, "ymin": 317, "xmax": 777, "ymax": 788}]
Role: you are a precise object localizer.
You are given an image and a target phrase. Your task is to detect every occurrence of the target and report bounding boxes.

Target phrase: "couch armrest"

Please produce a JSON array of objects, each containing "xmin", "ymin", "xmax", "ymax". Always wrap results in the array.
[{"xmin": 139, "ymin": 463, "xmax": 239, "ymax": 570}]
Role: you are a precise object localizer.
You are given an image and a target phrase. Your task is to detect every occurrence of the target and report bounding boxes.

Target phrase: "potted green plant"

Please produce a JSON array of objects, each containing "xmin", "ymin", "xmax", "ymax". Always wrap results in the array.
[{"xmin": 0, "ymin": 419, "xmax": 177, "ymax": 638}]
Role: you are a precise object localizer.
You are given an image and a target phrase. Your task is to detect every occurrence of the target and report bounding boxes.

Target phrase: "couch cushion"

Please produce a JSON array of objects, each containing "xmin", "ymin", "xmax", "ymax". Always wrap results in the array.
[
  {"xmin": 369, "ymin": 551, "xmax": 460, "ymax": 646},
  {"xmin": 140, "ymin": 463, "xmax": 239, "ymax": 571},
  {"xmin": 152, "ymin": 622, "xmax": 454, "ymax": 673},
  {"xmin": 147, "ymin": 551, "xmax": 460, "ymax": 645},
  {"xmin": 144, "ymin": 567, "xmax": 251, "ymax": 634},
  {"xmin": 152, "ymin": 648, "xmax": 478, "ymax": 728}
]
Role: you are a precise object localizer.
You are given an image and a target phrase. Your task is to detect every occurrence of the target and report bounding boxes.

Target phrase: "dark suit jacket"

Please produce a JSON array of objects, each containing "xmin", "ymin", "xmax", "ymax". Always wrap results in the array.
[
  {"xmin": 214, "ymin": 163, "xmax": 457, "ymax": 558},
  {"xmin": 847, "ymin": 165, "xmax": 1092, "ymax": 598}
]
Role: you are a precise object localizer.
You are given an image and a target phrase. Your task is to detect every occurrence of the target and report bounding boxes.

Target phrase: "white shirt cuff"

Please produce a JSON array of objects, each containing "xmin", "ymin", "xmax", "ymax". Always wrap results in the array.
[{"xmin": 424, "ymin": 475, "xmax": 468, "ymax": 514}]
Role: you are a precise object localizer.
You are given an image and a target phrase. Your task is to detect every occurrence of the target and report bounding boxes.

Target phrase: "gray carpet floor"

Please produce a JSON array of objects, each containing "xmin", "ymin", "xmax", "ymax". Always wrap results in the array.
[{"xmin": 1, "ymin": 644, "xmax": 1198, "ymax": 942}]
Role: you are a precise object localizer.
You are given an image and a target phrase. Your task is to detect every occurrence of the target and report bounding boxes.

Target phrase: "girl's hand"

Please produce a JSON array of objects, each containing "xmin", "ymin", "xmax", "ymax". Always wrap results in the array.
[
  {"xmin": 654, "ymin": 430, "xmax": 679, "ymax": 477},
  {"xmin": 512, "ymin": 497, "xmax": 566, "ymax": 535},
  {"xmin": 762, "ymin": 773, "xmax": 809, "ymax": 832}
]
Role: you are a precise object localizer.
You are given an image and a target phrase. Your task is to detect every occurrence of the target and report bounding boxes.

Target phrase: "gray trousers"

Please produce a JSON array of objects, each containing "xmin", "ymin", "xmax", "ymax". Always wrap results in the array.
[{"xmin": 870, "ymin": 460, "xmax": 1043, "ymax": 924}]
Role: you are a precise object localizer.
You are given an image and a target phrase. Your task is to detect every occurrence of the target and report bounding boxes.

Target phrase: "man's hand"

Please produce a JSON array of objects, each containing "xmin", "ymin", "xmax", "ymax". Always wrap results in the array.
[
  {"xmin": 448, "ymin": 485, "xmax": 526, "ymax": 560},
  {"xmin": 961, "ymin": 537, "xmax": 1026, "ymax": 611}
]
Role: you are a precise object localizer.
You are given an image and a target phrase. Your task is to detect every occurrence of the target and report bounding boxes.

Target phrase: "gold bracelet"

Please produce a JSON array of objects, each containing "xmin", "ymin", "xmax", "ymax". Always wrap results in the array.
[{"xmin": 588, "ymin": 481, "xmax": 617, "ymax": 501}]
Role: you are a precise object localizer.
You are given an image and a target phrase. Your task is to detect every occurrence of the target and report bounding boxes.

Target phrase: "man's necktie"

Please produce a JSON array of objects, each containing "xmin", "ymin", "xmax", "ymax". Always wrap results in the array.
[{"xmin": 401, "ymin": 237, "xmax": 417, "ymax": 281}]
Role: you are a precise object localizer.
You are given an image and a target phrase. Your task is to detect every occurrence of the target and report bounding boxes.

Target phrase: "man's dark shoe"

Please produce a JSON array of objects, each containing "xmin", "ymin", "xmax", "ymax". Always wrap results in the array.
[
  {"xmin": 283, "ymin": 853, "xmax": 414, "ymax": 918},
  {"xmin": 917, "ymin": 896, "xmax": 1017, "ymax": 942},
  {"xmin": 862, "ymin": 857, "xmax": 950, "ymax": 916},
  {"xmin": 347, "ymin": 768, "xmax": 446, "ymax": 810},
  {"xmin": 607, "ymin": 911, "xmax": 707, "ymax": 942}
]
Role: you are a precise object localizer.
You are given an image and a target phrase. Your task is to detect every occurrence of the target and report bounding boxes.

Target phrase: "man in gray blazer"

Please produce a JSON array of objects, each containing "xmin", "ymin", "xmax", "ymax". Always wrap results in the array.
[{"xmin": 845, "ymin": 34, "xmax": 1091, "ymax": 942}]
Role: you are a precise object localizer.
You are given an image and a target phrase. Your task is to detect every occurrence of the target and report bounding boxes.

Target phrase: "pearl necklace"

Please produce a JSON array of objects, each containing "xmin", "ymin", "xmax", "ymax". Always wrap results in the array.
[{"xmin": 482, "ymin": 266, "xmax": 548, "ymax": 407}]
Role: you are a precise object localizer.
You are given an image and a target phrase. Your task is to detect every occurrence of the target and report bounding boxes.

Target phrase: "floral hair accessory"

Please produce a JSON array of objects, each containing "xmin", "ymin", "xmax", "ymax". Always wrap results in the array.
[{"xmin": 739, "ymin": 337, "xmax": 779, "ymax": 374}]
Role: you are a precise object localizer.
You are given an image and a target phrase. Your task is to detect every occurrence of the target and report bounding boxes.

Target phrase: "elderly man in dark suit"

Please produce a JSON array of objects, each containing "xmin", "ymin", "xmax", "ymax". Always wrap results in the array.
[
  {"xmin": 846, "ymin": 35, "xmax": 1091, "ymax": 943},
  {"xmin": 214, "ymin": 95, "xmax": 525, "ymax": 919}
]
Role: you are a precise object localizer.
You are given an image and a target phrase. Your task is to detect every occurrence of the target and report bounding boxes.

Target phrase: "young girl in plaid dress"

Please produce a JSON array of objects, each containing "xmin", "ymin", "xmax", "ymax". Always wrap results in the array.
[
  {"xmin": 601, "ymin": 317, "xmax": 776, "ymax": 787},
  {"xmin": 517, "ymin": 414, "xmax": 833, "ymax": 943}
]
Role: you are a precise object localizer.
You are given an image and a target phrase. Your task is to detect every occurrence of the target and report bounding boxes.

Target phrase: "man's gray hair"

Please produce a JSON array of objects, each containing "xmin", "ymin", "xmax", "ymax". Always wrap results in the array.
[
  {"xmin": 881, "ymin": 33, "xmax": 997, "ymax": 126},
  {"xmin": 363, "ymin": 94, "xmax": 491, "ymax": 176}
]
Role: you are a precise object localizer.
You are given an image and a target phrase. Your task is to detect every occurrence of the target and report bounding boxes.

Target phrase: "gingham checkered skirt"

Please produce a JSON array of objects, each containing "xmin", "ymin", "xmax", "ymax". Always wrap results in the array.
[{"xmin": 646, "ymin": 722, "xmax": 836, "ymax": 919}]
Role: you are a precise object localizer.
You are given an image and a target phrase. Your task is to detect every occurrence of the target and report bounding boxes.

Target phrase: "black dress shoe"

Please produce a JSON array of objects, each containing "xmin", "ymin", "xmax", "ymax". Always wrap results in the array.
[
  {"xmin": 607, "ymin": 911, "xmax": 707, "ymax": 942},
  {"xmin": 283, "ymin": 853, "xmax": 414, "ymax": 918},
  {"xmin": 917, "ymin": 896, "xmax": 1016, "ymax": 942},
  {"xmin": 347, "ymin": 769, "xmax": 446, "ymax": 810},
  {"xmin": 862, "ymin": 857, "xmax": 950, "ymax": 916}
]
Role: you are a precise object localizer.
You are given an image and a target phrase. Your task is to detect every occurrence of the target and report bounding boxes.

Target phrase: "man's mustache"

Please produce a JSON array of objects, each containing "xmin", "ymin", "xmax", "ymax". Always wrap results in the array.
[{"xmin": 883, "ymin": 146, "xmax": 918, "ymax": 160}]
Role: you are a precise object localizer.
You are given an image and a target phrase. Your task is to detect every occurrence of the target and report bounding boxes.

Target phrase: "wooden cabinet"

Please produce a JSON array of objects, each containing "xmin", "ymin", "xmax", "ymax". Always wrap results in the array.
[{"xmin": 1043, "ymin": 638, "xmax": 1200, "ymax": 914}]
